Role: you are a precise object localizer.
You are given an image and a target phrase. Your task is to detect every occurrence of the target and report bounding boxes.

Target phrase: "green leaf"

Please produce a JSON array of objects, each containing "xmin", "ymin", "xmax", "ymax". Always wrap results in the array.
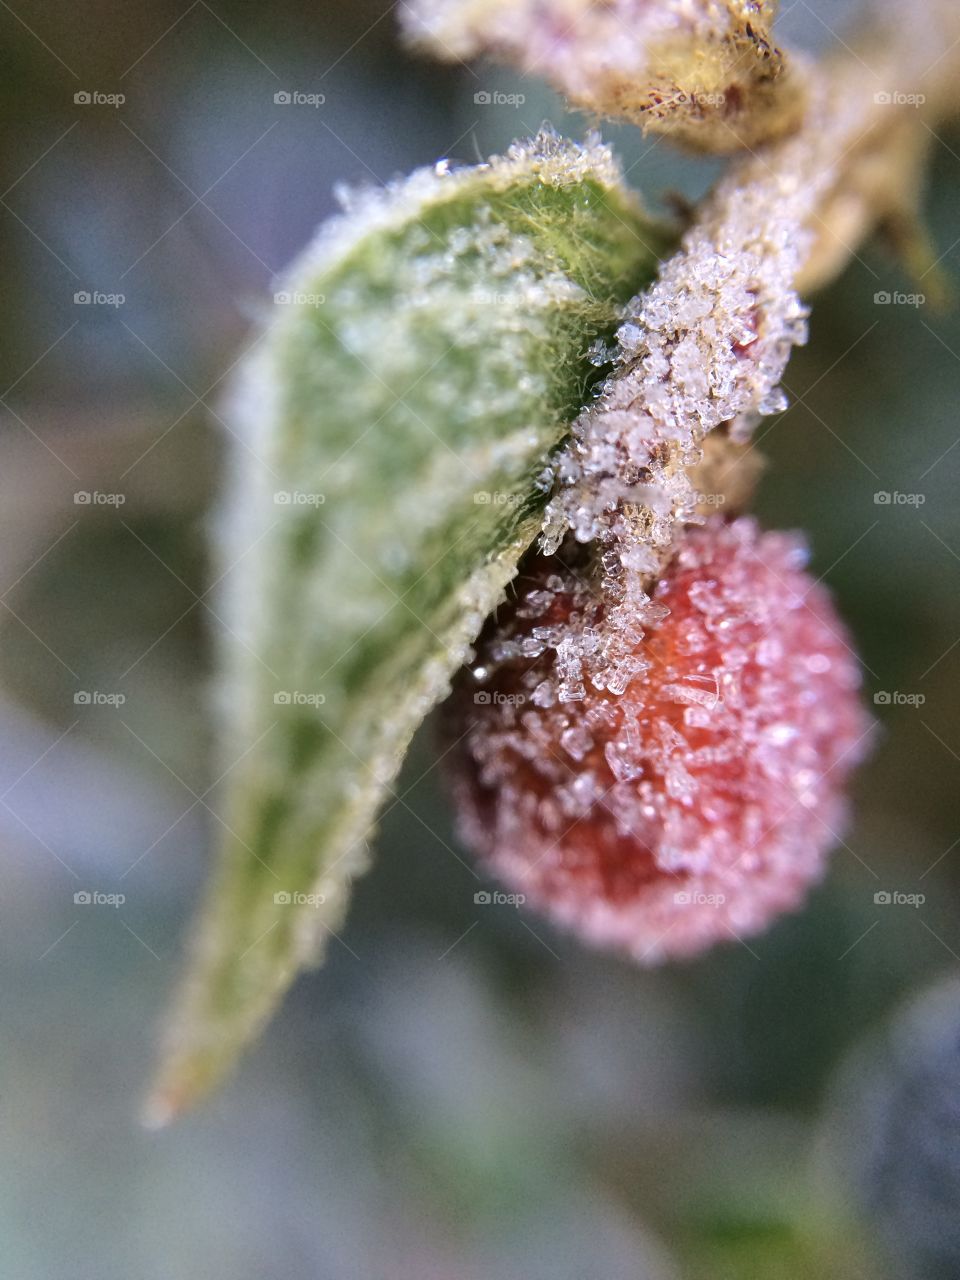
[{"xmin": 148, "ymin": 130, "xmax": 673, "ymax": 1121}]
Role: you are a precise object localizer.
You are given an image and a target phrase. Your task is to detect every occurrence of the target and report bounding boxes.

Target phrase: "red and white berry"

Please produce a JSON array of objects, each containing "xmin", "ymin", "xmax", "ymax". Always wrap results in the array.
[{"xmin": 444, "ymin": 516, "xmax": 873, "ymax": 962}]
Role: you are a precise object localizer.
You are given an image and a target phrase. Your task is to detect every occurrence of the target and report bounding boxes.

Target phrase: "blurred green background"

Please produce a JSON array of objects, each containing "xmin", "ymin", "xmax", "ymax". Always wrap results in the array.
[{"xmin": 0, "ymin": 1, "xmax": 958, "ymax": 1276}]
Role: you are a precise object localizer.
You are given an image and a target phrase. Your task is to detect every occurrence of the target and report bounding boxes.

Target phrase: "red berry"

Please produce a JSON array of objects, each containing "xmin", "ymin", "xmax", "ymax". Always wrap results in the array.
[{"xmin": 444, "ymin": 517, "xmax": 873, "ymax": 961}]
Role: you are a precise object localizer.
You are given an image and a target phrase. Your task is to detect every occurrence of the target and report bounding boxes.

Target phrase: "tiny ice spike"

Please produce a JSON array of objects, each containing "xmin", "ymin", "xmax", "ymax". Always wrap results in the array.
[{"xmin": 446, "ymin": 517, "xmax": 873, "ymax": 961}]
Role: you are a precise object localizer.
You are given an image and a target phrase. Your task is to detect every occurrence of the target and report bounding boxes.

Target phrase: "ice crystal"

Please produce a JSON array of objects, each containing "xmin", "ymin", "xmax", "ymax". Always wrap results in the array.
[
  {"xmin": 540, "ymin": 60, "xmax": 890, "ymax": 700},
  {"xmin": 446, "ymin": 518, "xmax": 873, "ymax": 961},
  {"xmin": 401, "ymin": 0, "xmax": 801, "ymax": 150},
  {"xmin": 294, "ymin": 126, "xmax": 626, "ymax": 288}
]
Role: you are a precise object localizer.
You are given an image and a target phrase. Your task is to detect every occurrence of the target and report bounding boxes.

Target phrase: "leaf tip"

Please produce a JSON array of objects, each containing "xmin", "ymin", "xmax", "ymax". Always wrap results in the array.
[
  {"xmin": 142, "ymin": 1047, "xmax": 224, "ymax": 1128},
  {"xmin": 140, "ymin": 1090, "xmax": 177, "ymax": 1132}
]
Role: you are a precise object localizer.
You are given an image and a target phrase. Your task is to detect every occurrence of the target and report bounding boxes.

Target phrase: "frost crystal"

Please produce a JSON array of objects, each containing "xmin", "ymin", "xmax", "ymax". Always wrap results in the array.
[
  {"xmin": 292, "ymin": 126, "xmax": 625, "ymax": 286},
  {"xmin": 401, "ymin": 0, "xmax": 801, "ymax": 150},
  {"xmin": 541, "ymin": 60, "xmax": 886, "ymax": 695},
  {"xmin": 446, "ymin": 518, "xmax": 873, "ymax": 962}
]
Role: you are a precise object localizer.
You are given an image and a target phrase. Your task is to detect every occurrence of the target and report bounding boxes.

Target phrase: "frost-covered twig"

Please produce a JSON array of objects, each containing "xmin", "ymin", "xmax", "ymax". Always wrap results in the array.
[
  {"xmin": 539, "ymin": 36, "xmax": 959, "ymax": 691},
  {"xmin": 402, "ymin": 0, "xmax": 805, "ymax": 151}
]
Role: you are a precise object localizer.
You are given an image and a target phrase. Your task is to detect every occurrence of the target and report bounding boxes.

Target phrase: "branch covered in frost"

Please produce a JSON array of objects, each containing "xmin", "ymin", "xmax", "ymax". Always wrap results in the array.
[
  {"xmin": 538, "ymin": 35, "xmax": 960, "ymax": 689},
  {"xmin": 401, "ymin": 0, "xmax": 806, "ymax": 152}
]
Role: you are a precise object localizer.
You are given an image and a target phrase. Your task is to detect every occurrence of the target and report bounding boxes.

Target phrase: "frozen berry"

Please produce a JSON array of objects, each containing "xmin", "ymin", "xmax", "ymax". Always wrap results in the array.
[{"xmin": 444, "ymin": 516, "xmax": 873, "ymax": 961}]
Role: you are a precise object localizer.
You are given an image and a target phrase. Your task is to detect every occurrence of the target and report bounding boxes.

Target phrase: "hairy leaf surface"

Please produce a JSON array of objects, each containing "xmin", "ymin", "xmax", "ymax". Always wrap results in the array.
[{"xmin": 149, "ymin": 131, "xmax": 672, "ymax": 1119}]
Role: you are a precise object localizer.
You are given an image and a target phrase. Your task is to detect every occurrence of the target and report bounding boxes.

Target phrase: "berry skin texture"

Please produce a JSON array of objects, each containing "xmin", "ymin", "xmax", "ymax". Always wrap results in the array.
[{"xmin": 445, "ymin": 517, "xmax": 873, "ymax": 962}]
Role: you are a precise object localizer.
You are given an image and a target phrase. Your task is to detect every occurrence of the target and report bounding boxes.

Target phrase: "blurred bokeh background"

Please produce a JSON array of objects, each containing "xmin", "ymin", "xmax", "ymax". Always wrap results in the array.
[{"xmin": 1, "ymin": 0, "xmax": 958, "ymax": 1276}]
